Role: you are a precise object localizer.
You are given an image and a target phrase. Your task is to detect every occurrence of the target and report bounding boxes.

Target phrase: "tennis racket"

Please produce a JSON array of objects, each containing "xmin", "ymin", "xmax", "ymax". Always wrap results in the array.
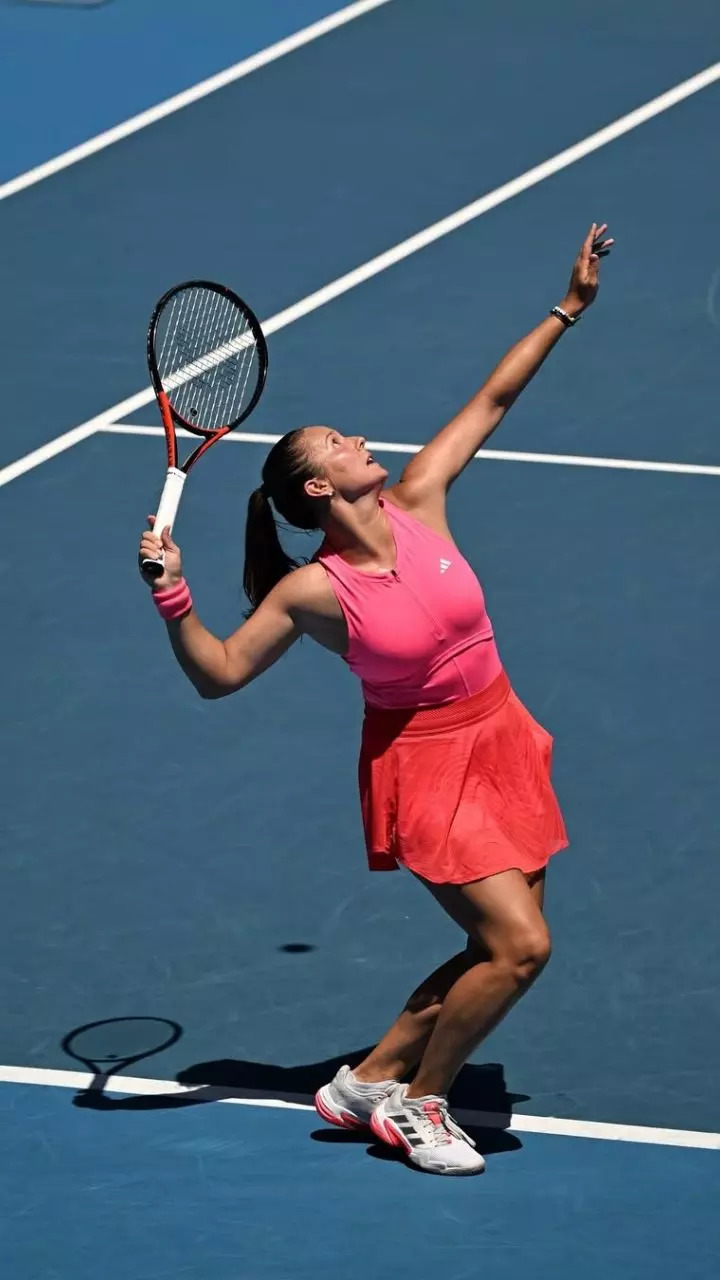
[{"xmin": 141, "ymin": 280, "xmax": 269, "ymax": 580}]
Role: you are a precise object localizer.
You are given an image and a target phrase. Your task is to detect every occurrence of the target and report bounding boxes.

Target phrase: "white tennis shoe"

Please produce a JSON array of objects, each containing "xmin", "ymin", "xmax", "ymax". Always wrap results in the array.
[
  {"xmin": 314, "ymin": 1064, "xmax": 398, "ymax": 1131},
  {"xmin": 370, "ymin": 1084, "xmax": 485, "ymax": 1175}
]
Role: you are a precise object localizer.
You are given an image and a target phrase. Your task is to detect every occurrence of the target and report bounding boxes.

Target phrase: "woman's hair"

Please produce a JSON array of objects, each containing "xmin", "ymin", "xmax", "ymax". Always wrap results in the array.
[{"xmin": 243, "ymin": 428, "xmax": 322, "ymax": 612}]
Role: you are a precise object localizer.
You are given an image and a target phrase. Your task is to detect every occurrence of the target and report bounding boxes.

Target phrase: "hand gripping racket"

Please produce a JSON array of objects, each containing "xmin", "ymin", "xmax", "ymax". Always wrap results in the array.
[{"xmin": 141, "ymin": 280, "xmax": 269, "ymax": 580}]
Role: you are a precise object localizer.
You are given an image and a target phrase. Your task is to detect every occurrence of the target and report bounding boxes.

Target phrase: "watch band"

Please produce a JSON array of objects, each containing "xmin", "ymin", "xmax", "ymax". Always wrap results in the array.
[{"xmin": 550, "ymin": 305, "xmax": 581, "ymax": 327}]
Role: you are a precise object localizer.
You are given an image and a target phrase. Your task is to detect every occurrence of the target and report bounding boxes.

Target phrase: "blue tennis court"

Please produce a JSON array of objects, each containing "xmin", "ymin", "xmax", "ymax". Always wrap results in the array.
[{"xmin": 1, "ymin": 1, "xmax": 719, "ymax": 1276}]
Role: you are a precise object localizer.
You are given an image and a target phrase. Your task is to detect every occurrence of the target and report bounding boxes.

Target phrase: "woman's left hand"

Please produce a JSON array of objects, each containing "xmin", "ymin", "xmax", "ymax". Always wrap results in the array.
[{"xmin": 562, "ymin": 222, "xmax": 614, "ymax": 317}]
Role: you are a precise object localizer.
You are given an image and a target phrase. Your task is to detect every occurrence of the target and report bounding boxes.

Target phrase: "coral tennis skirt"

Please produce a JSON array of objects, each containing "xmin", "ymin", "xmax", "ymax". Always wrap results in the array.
[{"xmin": 359, "ymin": 670, "xmax": 568, "ymax": 884}]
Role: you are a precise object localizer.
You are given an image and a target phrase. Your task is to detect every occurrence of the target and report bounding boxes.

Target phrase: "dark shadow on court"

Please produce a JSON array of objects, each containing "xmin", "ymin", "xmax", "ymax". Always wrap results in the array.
[
  {"xmin": 66, "ymin": 1042, "xmax": 527, "ymax": 1153},
  {"xmin": 61, "ymin": 1016, "xmax": 183, "ymax": 1109}
]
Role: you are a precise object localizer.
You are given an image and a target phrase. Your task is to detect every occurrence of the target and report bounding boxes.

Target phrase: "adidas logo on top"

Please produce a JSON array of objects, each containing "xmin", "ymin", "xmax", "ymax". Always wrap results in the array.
[{"xmin": 439, "ymin": 558, "xmax": 452, "ymax": 574}]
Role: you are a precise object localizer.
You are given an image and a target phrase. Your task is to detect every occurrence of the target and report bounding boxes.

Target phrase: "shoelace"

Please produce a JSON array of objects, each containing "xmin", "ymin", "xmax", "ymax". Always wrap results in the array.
[{"xmin": 411, "ymin": 1099, "xmax": 477, "ymax": 1149}]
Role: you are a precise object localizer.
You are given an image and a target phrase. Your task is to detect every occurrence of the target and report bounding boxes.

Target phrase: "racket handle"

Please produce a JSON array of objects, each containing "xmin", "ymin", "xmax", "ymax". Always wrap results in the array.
[{"xmin": 141, "ymin": 467, "xmax": 186, "ymax": 580}]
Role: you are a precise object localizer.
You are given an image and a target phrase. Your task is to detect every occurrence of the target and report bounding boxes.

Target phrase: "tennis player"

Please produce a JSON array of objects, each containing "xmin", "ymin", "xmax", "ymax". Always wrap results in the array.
[{"xmin": 139, "ymin": 223, "xmax": 612, "ymax": 1175}]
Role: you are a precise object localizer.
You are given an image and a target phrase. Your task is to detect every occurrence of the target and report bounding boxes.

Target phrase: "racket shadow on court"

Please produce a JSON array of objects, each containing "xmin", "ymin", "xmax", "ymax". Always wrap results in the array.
[{"xmin": 61, "ymin": 1018, "xmax": 183, "ymax": 1108}]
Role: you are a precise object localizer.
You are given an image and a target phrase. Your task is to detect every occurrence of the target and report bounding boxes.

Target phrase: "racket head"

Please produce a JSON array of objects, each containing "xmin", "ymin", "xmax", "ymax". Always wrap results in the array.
[
  {"xmin": 147, "ymin": 280, "xmax": 268, "ymax": 436},
  {"xmin": 62, "ymin": 1017, "xmax": 182, "ymax": 1075}
]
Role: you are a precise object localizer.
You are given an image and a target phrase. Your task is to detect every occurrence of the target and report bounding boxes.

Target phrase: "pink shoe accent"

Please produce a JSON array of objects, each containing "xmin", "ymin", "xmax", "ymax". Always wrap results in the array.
[
  {"xmin": 423, "ymin": 1102, "xmax": 445, "ymax": 1127},
  {"xmin": 314, "ymin": 1089, "xmax": 367, "ymax": 1131},
  {"xmin": 370, "ymin": 1110, "xmax": 412, "ymax": 1155}
]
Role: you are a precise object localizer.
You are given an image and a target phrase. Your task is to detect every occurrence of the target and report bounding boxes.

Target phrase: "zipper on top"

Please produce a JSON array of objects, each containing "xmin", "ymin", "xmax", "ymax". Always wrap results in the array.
[{"xmin": 388, "ymin": 565, "xmax": 445, "ymax": 640}]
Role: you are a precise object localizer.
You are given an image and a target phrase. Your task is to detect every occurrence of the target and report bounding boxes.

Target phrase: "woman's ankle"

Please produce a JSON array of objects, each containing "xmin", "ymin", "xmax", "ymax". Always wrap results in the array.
[
  {"xmin": 405, "ymin": 1076, "xmax": 448, "ymax": 1100},
  {"xmin": 351, "ymin": 1057, "xmax": 404, "ymax": 1084}
]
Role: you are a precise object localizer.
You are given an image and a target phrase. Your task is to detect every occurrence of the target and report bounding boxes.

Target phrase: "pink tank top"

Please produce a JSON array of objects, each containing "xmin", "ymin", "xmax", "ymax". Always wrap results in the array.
[{"xmin": 317, "ymin": 499, "xmax": 502, "ymax": 709}]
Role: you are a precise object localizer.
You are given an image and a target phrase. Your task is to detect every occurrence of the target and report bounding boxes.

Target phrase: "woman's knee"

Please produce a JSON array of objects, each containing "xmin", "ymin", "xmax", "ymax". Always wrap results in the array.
[
  {"xmin": 504, "ymin": 920, "xmax": 552, "ymax": 983},
  {"xmin": 476, "ymin": 918, "xmax": 552, "ymax": 985},
  {"xmin": 424, "ymin": 869, "xmax": 552, "ymax": 985}
]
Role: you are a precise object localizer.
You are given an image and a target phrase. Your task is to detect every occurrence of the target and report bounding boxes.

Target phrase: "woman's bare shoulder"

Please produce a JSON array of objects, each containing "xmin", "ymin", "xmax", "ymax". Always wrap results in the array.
[{"xmin": 279, "ymin": 560, "xmax": 340, "ymax": 617}]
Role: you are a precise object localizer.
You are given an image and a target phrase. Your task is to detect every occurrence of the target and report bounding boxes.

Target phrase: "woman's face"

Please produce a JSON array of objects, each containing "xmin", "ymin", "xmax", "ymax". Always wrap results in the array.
[{"xmin": 300, "ymin": 426, "xmax": 388, "ymax": 500}]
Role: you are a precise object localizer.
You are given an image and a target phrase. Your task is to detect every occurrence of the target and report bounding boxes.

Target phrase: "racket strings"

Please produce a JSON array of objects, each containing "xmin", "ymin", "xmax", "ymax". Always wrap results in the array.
[
  {"xmin": 154, "ymin": 286, "xmax": 260, "ymax": 431},
  {"xmin": 201, "ymin": 291, "xmax": 242, "ymax": 427},
  {"xmin": 161, "ymin": 284, "xmax": 215, "ymax": 392},
  {"xmin": 172, "ymin": 313, "xmax": 256, "ymax": 426}
]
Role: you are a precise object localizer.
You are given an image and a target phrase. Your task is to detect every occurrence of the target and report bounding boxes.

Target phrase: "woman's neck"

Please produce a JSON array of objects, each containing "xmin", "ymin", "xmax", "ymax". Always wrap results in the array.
[{"xmin": 322, "ymin": 490, "xmax": 396, "ymax": 570}]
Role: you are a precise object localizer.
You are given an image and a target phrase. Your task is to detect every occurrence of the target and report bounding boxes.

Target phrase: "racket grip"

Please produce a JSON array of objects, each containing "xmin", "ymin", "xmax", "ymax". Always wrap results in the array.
[{"xmin": 141, "ymin": 467, "xmax": 186, "ymax": 580}]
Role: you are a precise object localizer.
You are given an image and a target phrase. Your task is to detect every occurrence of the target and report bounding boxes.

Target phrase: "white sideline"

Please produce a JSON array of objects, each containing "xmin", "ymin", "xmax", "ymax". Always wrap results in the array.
[
  {"xmin": 1, "ymin": 59, "xmax": 719, "ymax": 490},
  {"xmin": 0, "ymin": 0, "xmax": 395, "ymax": 201},
  {"xmin": 0, "ymin": 1064, "xmax": 718, "ymax": 1149},
  {"xmin": 99, "ymin": 424, "xmax": 720, "ymax": 478}
]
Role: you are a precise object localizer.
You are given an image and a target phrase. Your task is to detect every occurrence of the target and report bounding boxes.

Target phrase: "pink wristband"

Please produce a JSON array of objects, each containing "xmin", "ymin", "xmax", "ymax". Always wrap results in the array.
[{"xmin": 152, "ymin": 578, "xmax": 193, "ymax": 621}]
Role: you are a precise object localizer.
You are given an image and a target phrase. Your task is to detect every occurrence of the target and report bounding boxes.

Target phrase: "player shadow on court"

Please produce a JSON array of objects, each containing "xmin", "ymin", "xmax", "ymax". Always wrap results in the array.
[{"xmin": 61, "ymin": 1021, "xmax": 526, "ymax": 1158}]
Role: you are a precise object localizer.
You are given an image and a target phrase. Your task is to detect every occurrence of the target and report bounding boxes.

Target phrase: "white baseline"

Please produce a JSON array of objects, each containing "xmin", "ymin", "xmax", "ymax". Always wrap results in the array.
[
  {"xmin": 0, "ymin": 1064, "xmax": 718, "ymax": 1150},
  {"xmin": 1, "ymin": 58, "xmax": 719, "ymax": 490}
]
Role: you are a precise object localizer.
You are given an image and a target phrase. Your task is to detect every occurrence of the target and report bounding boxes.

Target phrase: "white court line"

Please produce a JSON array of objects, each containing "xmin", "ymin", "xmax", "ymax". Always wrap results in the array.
[
  {"xmin": 0, "ymin": 0, "xmax": 394, "ymax": 202},
  {"xmin": 100, "ymin": 424, "xmax": 720, "ymax": 478},
  {"xmin": 0, "ymin": 422, "xmax": 103, "ymax": 488},
  {"xmin": 0, "ymin": 1064, "xmax": 718, "ymax": 1149},
  {"xmin": 1, "ymin": 58, "xmax": 719, "ymax": 491}
]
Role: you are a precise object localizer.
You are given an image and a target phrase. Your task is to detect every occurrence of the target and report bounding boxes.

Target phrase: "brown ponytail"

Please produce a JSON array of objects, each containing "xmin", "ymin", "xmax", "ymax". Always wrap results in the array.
[
  {"xmin": 243, "ymin": 486, "xmax": 302, "ymax": 611},
  {"xmin": 242, "ymin": 429, "xmax": 324, "ymax": 613}
]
